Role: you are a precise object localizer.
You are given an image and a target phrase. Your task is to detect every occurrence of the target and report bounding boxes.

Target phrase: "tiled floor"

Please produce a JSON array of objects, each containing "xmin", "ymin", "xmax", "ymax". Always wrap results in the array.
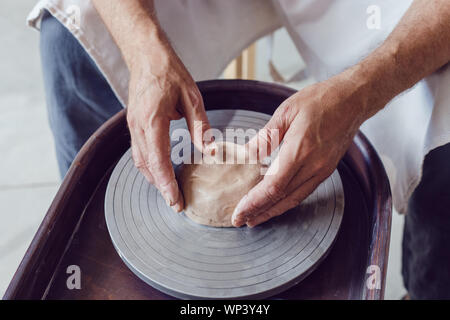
[{"xmin": 0, "ymin": 1, "xmax": 405, "ymax": 299}]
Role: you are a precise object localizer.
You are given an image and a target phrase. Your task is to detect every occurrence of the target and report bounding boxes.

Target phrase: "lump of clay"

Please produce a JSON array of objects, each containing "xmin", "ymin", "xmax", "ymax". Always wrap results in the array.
[{"xmin": 178, "ymin": 141, "xmax": 263, "ymax": 227}]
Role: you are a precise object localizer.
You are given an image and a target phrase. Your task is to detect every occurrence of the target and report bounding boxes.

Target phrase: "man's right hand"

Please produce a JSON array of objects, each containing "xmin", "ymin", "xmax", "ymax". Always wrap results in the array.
[
  {"xmin": 126, "ymin": 42, "xmax": 210, "ymax": 213},
  {"xmin": 93, "ymin": 0, "xmax": 210, "ymax": 212}
]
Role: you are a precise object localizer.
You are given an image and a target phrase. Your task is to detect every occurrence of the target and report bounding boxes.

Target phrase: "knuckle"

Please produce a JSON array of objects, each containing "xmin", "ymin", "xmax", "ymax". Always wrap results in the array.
[
  {"xmin": 312, "ymin": 158, "xmax": 329, "ymax": 172},
  {"xmin": 127, "ymin": 117, "xmax": 135, "ymax": 128},
  {"xmin": 264, "ymin": 209, "xmax": 281, "ymax": 220},
  {"xmin": 137, "ymin": 158, "xmax": 147, "ymax": 169},
  {"xmin": 127, "ymin": 113, "xmax": 138, "ymax": 128},
  {"xmin": 242, "ymin": 198, "xmax": 260, "ymax": 215},
  {"xmin": 276, "ymin": 103, "xmax": 294, "ymax": 123},
  {"xmin": 145, "ymin": 156, "xmax": 172, "ymax": 182},
  {"xmin": 258, "ymin": 128, "xmax": 277, "ymax": 148},
  {"xmin": 260, "ymin": 210, "xmax": 279, "ymax": 224},
  {"xmin": 131, "ymin": 149, "xmax": 145, "ymax": 168},
  {"xmin": 267, "ymin": 128, "xmax": 280, "ymax": 146},
  {"xmin": 189, "ymin": 89, "xmax": 203, "ymax": 111},
  {"xmin": 245, "ymin": 202, "xmax": 258, "ymax": 213},
  {"xmin": 264, "ymin": 182, "xmax": 286, "ymax": 203},
  {"xmin": 146, "ymin": 113, "xmax": 166, "ymax": 130},
  {"xmin": 315, "ymin": 161, "xmax": 334, "ymax": 177},
  {"xmin": 300, "ymin": 141, "xmax": 315, "ymax": 158},
  {"xmin": 287, "ymin": 197, "xmax": 302, "ymax": 209},
  {"xmin": 323, "ymin": 165, "xmax": 334, "ymax": 176},
  {"xmin": 320, "ymin": 168, "xmax": 333, "ymax": 180},
  {"xmin": 145, "ymin": 157, "xmax": 161, "ymax": 173},
  {"xmin": 158, "ymin": 178, "xmax": 174, "ymax": 190},
  {"xmin": 261, "ymin": 211, "xmax": 273, "ymax": 221},
  {"xmin": 134, "ymin": 159, "xmax": 146, "ymax": 170}
]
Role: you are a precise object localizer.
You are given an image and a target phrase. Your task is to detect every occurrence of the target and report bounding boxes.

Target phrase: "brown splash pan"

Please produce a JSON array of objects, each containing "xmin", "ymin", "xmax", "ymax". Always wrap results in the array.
[{"xmin": 4, "ymin": 80, "xmax": 392, "ymax": 300}]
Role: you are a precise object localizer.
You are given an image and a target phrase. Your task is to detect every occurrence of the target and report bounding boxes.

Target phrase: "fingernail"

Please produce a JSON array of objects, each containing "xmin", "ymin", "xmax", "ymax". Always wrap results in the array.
[
  {"xmin": 162, "ymin": 191, "xmax": 175, "ymax": 207},
  {"xmin": 233, "ymin": 195, "xmax": 248, "ymax": 216},
  {"xmin": 172, "ymin": 202, "xmax": 183, "ymax": 213},
  {"xmin": 161, "ymin": 179, "xmax": 180, "ymax": 206},
  {"xmin": 232, "ymin": 195, "xmax": 248, "ymax": 226},
  {"xmin": 232, "ymin": 219, "xmax": 243, "ymax": 228}
]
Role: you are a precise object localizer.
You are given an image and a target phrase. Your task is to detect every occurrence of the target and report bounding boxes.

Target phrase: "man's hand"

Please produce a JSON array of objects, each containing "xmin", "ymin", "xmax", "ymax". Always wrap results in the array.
[
  {"xmin": 233, "ymin": 0, "xmax": 450, "ymax": 227},
  {"xmin": 126, "ymin": 43, "xmax": 209, "ymax": 212},
  {"xmin": 232, "ymin": 72, "xmax": 367, "ymax": 227},
  {"xmin": 93, "ymin": 0, "xmax": 210, "ymax": 211}
]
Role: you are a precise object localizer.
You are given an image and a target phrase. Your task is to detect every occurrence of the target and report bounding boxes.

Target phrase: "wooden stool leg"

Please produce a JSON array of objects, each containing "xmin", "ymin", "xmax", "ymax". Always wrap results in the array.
[{"xmin": 224, "ymin": 43, "xmax": 256, "ymax": 80}]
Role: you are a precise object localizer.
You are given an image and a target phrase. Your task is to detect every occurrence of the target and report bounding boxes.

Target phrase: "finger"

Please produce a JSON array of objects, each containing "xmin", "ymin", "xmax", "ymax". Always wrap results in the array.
[
  {"xmin": 246, "ymin": 107, "xmax": 290, "ymax": 162},
  {"xmin": 144, "ymin": 116, "xmax": 184, "ymax": 213},
  {"xmin": 232, "ymin": 139, "xmax": 303, "ymax": 227},
  {"xmin": 245, "ymin": 158, "xmax": 337, "ymax": 227},
  {"xmin": 240, "ymin": 163, "xmax": 315, "ymax": 222},
  {"xmin": 180, "ymin": 85, "xmax": 211, "ymax": 150},
  {"xmin": 130, "ymin": 128, "xmax": 155, "ymax": 185},
  {"xmin": 246, "ymin": 175, "xmax": 323, "ymax": 228}
]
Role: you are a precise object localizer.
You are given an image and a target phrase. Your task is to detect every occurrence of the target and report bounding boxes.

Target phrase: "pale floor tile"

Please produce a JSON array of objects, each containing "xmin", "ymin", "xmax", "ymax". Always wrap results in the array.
[
  {"xmin": 0, "ymin": 0, "xmax": 61, "ymax": 298},
  {"xmin": 0, "ymin": 185, "xmax": 59, "ymax": 298},
  {"xmin": 0, "ymin": 92, "xmax": 60, "ymax": 186},
  {"xmin": 0, "ymin": 0, "xmax": 43, "ymax": 95},
  {"xmin": 0, "ymin": 0, "xmax": 59, "ymax": 186}
]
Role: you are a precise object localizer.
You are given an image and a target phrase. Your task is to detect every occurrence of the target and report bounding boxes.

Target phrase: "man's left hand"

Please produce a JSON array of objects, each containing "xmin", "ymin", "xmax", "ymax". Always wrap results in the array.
[{"xmin": 232, "ymin": 73, "xmax": 370, "ymax": 227}]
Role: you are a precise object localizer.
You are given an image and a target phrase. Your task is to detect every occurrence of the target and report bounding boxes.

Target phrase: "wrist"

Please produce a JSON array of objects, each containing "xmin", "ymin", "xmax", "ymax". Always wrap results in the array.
[
  {"xmin": 336, "ymin": 57, "xmax": 395, "ymax": 123},
  {"xmin": 121, "ymin": 25, "xmax": 170, "ymax": 72},
  {"xmin": 346, "ymin": 42, "xmax": 408, "ymax": 120},
  {"xmin": 323, "ymin": 66, "xmax": 376, "ymax": 126}
]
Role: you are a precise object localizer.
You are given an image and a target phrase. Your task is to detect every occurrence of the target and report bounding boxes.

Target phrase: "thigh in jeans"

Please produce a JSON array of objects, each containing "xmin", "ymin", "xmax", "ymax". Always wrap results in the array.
[{"xmin": 40, "ymin": 10, "xmax": 123, "ymax": 177}]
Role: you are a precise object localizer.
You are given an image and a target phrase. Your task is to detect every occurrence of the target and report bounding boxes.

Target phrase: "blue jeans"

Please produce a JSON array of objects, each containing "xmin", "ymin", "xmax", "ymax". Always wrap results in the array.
[
  {"xmin": 40, "ymin": 10, "xmax": 122, "ymax": 177},
  {"xmin": 40, "ymin": 11, "xmax": 450, "ymax": 299}
]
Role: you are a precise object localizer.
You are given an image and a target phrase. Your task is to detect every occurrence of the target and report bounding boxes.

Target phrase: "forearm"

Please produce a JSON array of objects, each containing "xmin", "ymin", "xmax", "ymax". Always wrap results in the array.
[
  {"xmin": 348, "ymin": 0, "xmax": 450, "ymax": 119},
  {"xmin": 92, "ymin": 0, "xmax": 171, "ymax": 70}
]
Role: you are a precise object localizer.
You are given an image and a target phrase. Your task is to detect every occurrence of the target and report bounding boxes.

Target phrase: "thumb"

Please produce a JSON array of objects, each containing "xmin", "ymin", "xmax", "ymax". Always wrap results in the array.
[{"xmin": 246, "ymin": 110, "xmax": 289, "ymax": 162}]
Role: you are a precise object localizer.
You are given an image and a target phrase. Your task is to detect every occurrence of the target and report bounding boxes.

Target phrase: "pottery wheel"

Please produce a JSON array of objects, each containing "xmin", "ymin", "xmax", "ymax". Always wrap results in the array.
[{"xmin": 105, "ymin": 110, "xmax": 345, "ymax": 299}]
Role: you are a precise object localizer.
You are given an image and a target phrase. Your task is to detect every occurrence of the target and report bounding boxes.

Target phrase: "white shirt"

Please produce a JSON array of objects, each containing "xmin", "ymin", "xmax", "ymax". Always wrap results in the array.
[{"xmin": 28, "ymin": 0, "xmax": 450, "ymax": 214}]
